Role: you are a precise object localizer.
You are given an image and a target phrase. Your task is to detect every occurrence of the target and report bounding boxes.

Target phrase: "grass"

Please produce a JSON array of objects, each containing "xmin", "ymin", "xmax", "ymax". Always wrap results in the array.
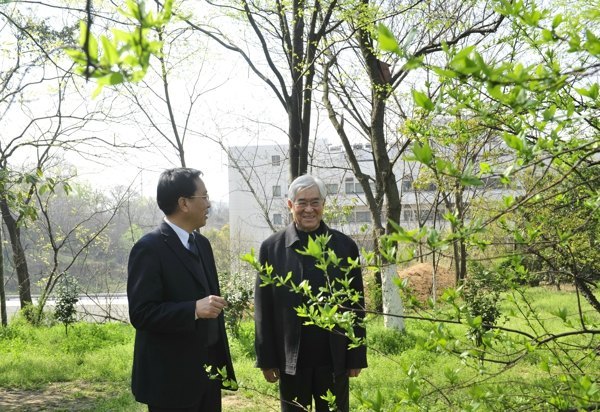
[{"xmin": 1, "ymin": 286, "xmax": 599, "ymax": 411}]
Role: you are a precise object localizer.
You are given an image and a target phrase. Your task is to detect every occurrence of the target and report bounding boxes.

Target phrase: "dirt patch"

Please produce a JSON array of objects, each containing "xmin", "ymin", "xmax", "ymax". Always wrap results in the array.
[
  {"xmin": 0, "ymin": 382, "xmax": 103, "ymax": 412},
  {"xmin": 0, "ymin": 383, "xmax": 268, "ymax": 411},
  {"xmin": 398, "ymin": 262, "xmax": 455, "ymax": 302}
]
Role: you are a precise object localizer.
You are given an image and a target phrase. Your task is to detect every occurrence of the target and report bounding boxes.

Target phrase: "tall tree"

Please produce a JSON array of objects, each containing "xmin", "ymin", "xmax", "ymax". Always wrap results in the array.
[
  {"xmin": 192, "ymin": 0, "xmax": 343, "ymax": 179},
  {"xmin": 323, "ymin": 0, "xmax": 506, "ymax": 237},
  {"xmin": 321, "ymin": 0, "xmax": 506, "ymax": 313}
]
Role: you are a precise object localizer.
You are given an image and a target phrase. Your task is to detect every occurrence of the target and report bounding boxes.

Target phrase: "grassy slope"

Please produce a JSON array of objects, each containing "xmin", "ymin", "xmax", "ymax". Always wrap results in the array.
[{"xmin": 0, "ymin": 287, "xmax": 598, "ymax": 411}]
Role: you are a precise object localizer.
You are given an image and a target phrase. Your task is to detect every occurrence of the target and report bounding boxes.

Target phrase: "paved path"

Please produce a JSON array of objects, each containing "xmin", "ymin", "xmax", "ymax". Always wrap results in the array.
[{"xmin": 3, "ymin": 295, "xmax": 129, "ymax": 323}]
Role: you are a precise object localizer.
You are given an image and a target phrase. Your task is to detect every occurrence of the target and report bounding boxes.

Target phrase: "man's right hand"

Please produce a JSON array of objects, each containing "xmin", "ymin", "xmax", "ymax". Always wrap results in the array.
[
  {"xmin": 195, "ymin": 295, "xmax": 227, "ymax": 319},
  {"xmin": 262, "ymin": 368, "xmax": 280, "ymax": 383}
]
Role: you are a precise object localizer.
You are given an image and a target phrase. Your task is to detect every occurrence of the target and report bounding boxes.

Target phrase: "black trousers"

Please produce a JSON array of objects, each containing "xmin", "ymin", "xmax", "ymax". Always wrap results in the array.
[
  {"xmin": 148, "ymin": 379, "xmax": 222, "ymax": 412},
  {"xmin": 279, "ymin": 366, "xmax": 349, "ymax": 412}
]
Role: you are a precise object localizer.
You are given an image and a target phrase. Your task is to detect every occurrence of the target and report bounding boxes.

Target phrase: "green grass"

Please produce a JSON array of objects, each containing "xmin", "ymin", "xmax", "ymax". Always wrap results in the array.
[{"xmin": 1, "ymin": 286, "xmax": 599, "ymax": 411}]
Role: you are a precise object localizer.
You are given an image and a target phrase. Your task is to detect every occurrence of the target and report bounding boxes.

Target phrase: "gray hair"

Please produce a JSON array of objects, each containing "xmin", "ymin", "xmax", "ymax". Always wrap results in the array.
[{"xmin": 288, "ymin": 174, "xmax": 327, "ymax": 201}]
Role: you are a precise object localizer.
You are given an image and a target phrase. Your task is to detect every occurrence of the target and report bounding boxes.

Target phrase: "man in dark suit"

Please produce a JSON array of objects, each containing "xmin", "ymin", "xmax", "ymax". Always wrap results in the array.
[
  {"xmin": 127, "ymin": 168, "xmax": 236, "ymax": 412},
  {"xmin": 254, "ymin": 174, "xmax": 367, "ymax": 412}
]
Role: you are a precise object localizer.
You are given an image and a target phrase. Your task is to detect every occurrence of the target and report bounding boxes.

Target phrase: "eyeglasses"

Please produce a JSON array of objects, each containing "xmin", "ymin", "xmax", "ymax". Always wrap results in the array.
[
  {"xmin": 293, "ymin": 199, "xmax": 323, "ymax": 209},
  {"xmin": 187, "ymin": 194, "xmax": 210, "ymax": 201}
]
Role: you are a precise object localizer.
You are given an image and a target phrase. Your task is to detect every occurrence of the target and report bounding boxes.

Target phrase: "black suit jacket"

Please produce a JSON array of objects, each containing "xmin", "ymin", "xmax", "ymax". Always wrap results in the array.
[
  {"xmin": 127, "ymin": 222, "xmax": 236, "ymax": 408},
  {"xmin": 254, "ymin": 222, "xmax": 367, "ymax": 376}
]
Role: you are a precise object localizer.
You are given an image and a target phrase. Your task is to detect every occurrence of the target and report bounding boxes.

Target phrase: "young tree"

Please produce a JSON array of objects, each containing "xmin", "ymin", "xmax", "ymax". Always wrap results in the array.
[
  {"xmin": 54, "ymin": 274, "xmax": 79, "ymax": 335},
  {"xmin": 28, "ymin": 178, "xmax": 131, "ymax": 324}
]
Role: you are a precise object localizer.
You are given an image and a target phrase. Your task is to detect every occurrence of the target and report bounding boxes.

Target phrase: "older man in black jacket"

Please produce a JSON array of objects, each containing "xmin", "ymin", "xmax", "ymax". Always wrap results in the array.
[{"xmin": 254, "ymin": 174, "xmax": 367, "ymax": 412}]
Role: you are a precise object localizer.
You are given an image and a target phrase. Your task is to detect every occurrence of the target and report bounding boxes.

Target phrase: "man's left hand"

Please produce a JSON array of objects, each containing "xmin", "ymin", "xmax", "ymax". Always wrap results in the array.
[{"xmin": 348, "ymin": 369, "xmax": 362, "ymax": 378}]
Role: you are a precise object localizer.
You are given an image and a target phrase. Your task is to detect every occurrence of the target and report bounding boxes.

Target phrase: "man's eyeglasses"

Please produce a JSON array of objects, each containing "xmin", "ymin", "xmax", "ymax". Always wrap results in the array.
[
  {"xmin": 293, "ymin": 199, "xmax": 323, "ymax": 208},
  {"xmin": 187, "ymin": 194, "xmax": 210, "ymax": 201}
]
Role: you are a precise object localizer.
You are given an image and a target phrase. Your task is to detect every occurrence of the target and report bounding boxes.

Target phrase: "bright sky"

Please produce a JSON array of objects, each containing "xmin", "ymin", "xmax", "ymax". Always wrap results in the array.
[{"xmin": 3, "ymin": 2, "xmax": 292, "ymax": 205}]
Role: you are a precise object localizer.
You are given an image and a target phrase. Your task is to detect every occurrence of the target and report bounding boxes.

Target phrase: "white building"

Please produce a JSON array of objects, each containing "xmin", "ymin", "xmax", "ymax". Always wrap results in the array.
[{"xmin": 228, "ymin": 140, "xmax": 512, "ymax": 264}]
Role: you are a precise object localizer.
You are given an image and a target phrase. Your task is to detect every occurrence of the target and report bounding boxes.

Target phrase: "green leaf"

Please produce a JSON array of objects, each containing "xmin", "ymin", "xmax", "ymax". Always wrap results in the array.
[
  {"xmin": 541, "ymin": 29, "xmax": 554, "ymax": 42},
  {"xmin": 85, "ymin": 32, "xmax": 99, "ymax": 62},
  {"xmin": 377, "ymin": 24, "xmax": 400, "ymax": 54},
  {"xmin": 404, "ymin": 56, "xmax": 423, "ymax": 70},
  {"xmin": 78, "ymin": 20, "xmax": 88, "ymax": 47},
  {"xmin": 412, "ymin": 141, "xmax": 433, "ymax": 166},
  {"xmin": 542, "ymin": 105, "xmax": 556, "ymax": 121},
  {"xmin": 460, "ymin": 175, "xmax": 484, "ymax": 187},
  {"xmin": 568, "ymin": 31, "xmax": 581, "ymax": 51},
  {"xmin": 100, "ymin": 36, "xmax": 119, "ymax": 65},
  {"xmin": 64, "ymin": 48, "xmax": 88, "ymax": 65},
  {"xmin": 487, "ymin": 83, "xmax": 505, "ymax": 102},
  {"xmin": 585, "ymin": 30, "xmax": 600, "ymax": 55},
  {"xmin": 479, "ymin": 162, "xmax": 491, "ymax": 174},
  {"xmin": 432, "ymin": 67, "xmax": 458, "ymax": 78},
  {"xmin": 503, "ymin": 195, "xmax": 515, "ymax": 208},
  {"xmin": 412, "ymin": 89, "xmax": 435, "ymax": 111},
  {"xmin": 502, "ymin": 132, "xmax": 525, "ymax": 152},
  {"xmin": 91, "ymin": 84, "xmax": 105, "ymax": 99},
  {"xmin": 576, "ymin": 83, "xmax": 599, "ymax": 99},
  {"xmin": 96, "ymin": 72, "xmax": 124, "ymax": 87},
  {"xmin": 551, "ymin": 14, "xmax": 563, "ymax": 29}
]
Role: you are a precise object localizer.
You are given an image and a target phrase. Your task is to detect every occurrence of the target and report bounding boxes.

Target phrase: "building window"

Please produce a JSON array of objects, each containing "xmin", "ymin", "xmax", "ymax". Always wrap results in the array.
[
  {"xmin": 403, "ymin": 209, "xmax": 414, "ymax": 221},
  {"xmin": 273, "ymin": 213, "xmax": 282, "ymax": 225},
  {"xmin": 401, "ymin": 179, "xmax": 412, "ymax": 192},
  {"xmin": 345, "ymin": 178, "xmax": 354, "ymax": 194},
  {"xmin": 325, "ymin": 183, "xmax": 338, "ymax": 195},
  {"xmin": 272, "ymin": 155, "xmax": 280, "ymax": 166},
  {"xmin": 344, "ymin": 178, "xmax": 364, "ymax": 194},
  {"xmin": 273, "ymin": 185, "xmax": 281, "ymax": 197},
  {"xmin": 355, "ymin": 211, "xmax": 371, "ymax": 223}
]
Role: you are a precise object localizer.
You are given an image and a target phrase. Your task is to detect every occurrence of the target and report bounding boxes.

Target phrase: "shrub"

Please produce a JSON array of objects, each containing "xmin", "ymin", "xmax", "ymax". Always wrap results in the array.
[
  {"xmin": 367, "ymin": 320, "xmax": 416, "ymax": 355},
  {"xmin": 54, "ymin": 274, "xmax": 79, "ymax": 335}
]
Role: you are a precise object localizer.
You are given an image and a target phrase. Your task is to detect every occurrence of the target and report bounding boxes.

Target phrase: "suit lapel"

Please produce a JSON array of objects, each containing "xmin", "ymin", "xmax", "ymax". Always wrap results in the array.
[
  {"xmin": 193, "ymin": 235, "xmax": 217, "ymax": 295},
  {"xmin": 160, "ymin": 224, "xmax": 211, "ymax": 293}
]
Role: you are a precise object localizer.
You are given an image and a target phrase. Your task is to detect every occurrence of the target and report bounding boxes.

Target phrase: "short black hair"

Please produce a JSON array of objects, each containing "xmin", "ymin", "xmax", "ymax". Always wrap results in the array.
[{"xmin": 156, "ymin": 168, "xmax": 203, "ymax": 216}]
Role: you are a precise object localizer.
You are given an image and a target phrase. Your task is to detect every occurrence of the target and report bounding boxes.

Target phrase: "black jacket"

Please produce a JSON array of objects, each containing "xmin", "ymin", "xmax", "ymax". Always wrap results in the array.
[
  {"xmin": 127, "ymin": 222, "xmax": 236, "ymax": 408},
  {"xmin": 254, "ymin": 222, "xmax": 367, "ymax": 375}
]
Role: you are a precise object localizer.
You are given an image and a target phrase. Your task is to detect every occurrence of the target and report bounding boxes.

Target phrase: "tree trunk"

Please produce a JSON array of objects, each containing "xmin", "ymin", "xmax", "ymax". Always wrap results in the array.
[
  {"xmin": 0, "ymin": 222, "xmax": 7, "ymax": 326},
  {"xmin": 0, "ymin": 195, "xmax": 32, "ymax": 307},
  {"xmin": 455, "ymin": 188, "xmax": 467, "ymax": 282},
  {"xmin": 382, "ymin": 264, "xmax": 404, "ymax": 330},
  {"xmin": 358, "ymin": 19, "xmax": 403, "ymax": 315}
]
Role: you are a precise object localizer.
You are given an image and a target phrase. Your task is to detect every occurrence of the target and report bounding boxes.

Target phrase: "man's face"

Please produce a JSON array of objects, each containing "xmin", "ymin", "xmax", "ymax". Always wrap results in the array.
[
  {"xmin": 287, "ymin": 186, "xmax": 324, "ymax": 232},
  {"xmin": 186, "ymin": 178, "xmax": 211, "ymax": 229}
]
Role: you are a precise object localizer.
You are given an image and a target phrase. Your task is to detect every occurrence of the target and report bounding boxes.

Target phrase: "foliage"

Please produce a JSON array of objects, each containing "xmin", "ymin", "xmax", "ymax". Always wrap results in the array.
[
  {"xmin": 54, "ymin": 274, "xmax": 79, "ymax": 335},
  {"xmin": 372, "ymin": 0, "xmax": 600, "ymax": 409},
  {"xmin": 461, "ymin": 263, "xmax": 505, "ymax": 348},
  {"xmin": 366, "ymin": 320, "xmax": 415, "ymax": 356},
  {"xmin": 1, "ymin": 300, "xmax": 599, "ymax": 411},
  {"xmin": 243, "ymin": 233, "xmax": 366, "ymax": 348},
  {"xmin": 66, "ymin": 0, "xmax": 174, "ymax": 96},
  {"xmin": 223, "ymin": 283, "xmax": 253, "ymax": 338},
  {"xmin": 511, "ymin": 165, "xmax": 600, "ymax": 287},
  {"xmin": 362, "ymin": 270, "xmax": 382, "ymax": 313}
]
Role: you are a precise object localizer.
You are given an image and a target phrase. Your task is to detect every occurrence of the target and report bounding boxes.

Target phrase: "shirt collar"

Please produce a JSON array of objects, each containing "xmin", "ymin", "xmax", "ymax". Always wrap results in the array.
[{"xmin": 163, "ymin": 217, "xmax": 192, "ymax": 248}]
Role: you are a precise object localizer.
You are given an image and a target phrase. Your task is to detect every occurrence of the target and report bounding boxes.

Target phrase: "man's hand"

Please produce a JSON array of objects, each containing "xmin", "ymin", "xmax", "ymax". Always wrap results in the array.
[
  {"xmin": 348, "ymin": 368, "xmax": 362, "ymax": 378},
  {"xmin": 195, "ymin": 295, "xmax": 227, "ymax": 319},
  {"xmin": 262, "ymin": 368, "xmax": 280, "ymax": 383}
]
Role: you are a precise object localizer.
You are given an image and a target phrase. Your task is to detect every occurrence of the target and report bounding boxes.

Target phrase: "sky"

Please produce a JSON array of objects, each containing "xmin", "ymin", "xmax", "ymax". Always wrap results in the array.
[{"xmin": 2, "ymin": 1, "xmax": 292, "ymax": 206}]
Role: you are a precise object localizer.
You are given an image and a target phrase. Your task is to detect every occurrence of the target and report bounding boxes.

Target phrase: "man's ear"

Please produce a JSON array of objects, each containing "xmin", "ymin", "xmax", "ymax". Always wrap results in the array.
[
  {"xmin": 178, "ymin": 197, "xmax": 189, "ymax": 212},
  {"xmin": 287, "ymin": 198, "xmax": 294, "ymax": 210}
]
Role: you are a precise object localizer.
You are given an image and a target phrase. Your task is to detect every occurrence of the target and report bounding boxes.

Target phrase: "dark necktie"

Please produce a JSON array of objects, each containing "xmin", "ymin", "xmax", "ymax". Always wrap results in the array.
[{"xmin": 188, "ymin": 233, "xmax": 199, "ymax": 257}]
